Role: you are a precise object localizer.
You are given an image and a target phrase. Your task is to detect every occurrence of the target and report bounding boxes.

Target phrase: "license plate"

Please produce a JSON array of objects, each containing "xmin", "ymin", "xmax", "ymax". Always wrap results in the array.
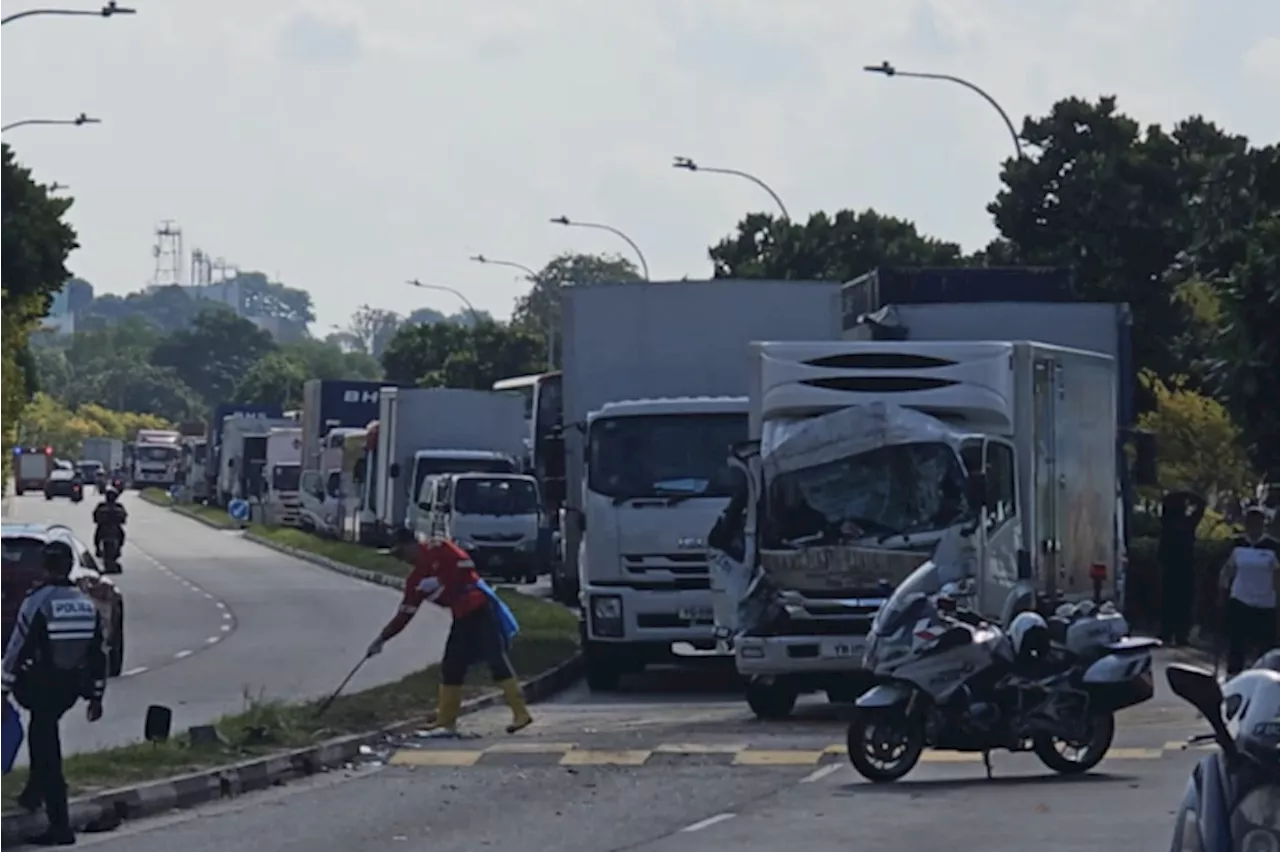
[{"xmin": 678, "ymin": 607, "xmax": 713, "ymax": 623}]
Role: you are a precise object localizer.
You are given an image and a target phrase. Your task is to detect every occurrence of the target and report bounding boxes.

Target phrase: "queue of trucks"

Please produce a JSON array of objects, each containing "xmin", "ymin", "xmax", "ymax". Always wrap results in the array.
[{"xmin": 144, "ymin": 264, "xmax": 1155, "ymax": 722}]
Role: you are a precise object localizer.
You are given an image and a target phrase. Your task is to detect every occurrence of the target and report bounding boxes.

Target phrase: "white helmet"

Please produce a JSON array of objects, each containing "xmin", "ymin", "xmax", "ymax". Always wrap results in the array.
[{"xmin": 1008, "ymin": 611, "xmax": 1050, "ymax": 662}]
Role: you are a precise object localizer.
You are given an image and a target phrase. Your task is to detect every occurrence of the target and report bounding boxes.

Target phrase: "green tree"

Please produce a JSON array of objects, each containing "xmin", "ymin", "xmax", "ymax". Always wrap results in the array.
[
  {"xmin": 708, "ymin": 209, "xmax": 966, "ymax": 280},
  {"xmin": 2, "ymin": 143, "xmax": 79, "ymax": 462},
  {"xmin": 80, "ymin": 362, "xmax": 204, "ymax": 422},
  {"xmin": 381, "ymin": 320, "xmax": 542, "ymax": 390},
  {"xmin": 152, "ymin": 307, "xmax": 276, "ymax": 407},
  {"xmin": 345, "ymin": 305, "xmax": 403, "ymax": 359},
  {"xmin": 509, "ymin": 252, "xmax": 641, "ymax": 365},
  {"xmin": 234, "ymin": 350, "xmax": 309, "ymax": 408},
  {"xmin": 281, "ymin": 338, "xmax": 382, "ymax": 381},
  {"xmin": 1135, "ymin": 369, "xmax": 1252, "ymax": 497},
  {"xmin": 80, "ymin": 284, "xmax": 203, "ymax": 334}
]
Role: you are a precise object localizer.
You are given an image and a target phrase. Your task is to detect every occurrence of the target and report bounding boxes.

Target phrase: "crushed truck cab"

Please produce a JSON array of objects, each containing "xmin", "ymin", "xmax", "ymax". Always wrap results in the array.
[{"xmin": 710, "ymin": 339, "xmax": 1122, "ymax": 719}]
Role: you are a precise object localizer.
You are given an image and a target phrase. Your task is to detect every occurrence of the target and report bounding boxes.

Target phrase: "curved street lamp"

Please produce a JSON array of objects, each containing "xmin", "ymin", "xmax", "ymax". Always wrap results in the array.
[
  {"xmin": 863, "ymin": 61, "xmax": 1023, "ymax": 159},
  {"xmin": 1, "ymin": 113, "xmax": 101, "ymax": 133},
  {"xmin": 469, "ymin": 254, "xmax": 537, "ymax": 281},
  {"xmin": 406, "ymin": 279, "xmax": 481, "ymax": 327},
  {"xmin": 548, "ymin": 216, "xmax": 650, "ymax": 280},
  {"xmin": 671, "ymin": 156, "xmax": 791, "ymax": 220},
  {"xmin": 3, "ymin": 2, "xmax": 135, "ymax": 25}
]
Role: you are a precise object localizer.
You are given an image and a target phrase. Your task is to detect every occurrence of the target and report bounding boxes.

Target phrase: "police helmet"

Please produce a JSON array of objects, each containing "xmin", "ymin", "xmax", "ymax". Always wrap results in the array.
[
  {"xmin": 42, "ymin": 539, "xmax": 76, "ymax": 577},
  {"xmin": 1009, "ymin": 611, "xmax": 1051, "ymax": 662}
]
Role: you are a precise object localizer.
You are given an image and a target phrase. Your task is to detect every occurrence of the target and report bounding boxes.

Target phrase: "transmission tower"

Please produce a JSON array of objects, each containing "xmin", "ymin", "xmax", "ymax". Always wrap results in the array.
[{"xmin": 151, "ymin": 220, "xmax": 184, "ymax": 287}]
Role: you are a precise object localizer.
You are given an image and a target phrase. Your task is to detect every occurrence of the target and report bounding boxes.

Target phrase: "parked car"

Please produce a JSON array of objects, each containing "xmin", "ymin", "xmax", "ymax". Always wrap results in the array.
[
  {"xmin": 44, "ymin": 468, "xmax": 84, "ymax": 502},
  {"xmin": 1, "ymin": 522, "xmax": 126, "ymax": 677}
]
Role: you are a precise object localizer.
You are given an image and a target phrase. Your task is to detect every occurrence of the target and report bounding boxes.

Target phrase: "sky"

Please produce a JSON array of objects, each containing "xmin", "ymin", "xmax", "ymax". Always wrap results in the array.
[{"xmin": 3, "ymin": 0, "xmax": 1278, "ymax": 332}]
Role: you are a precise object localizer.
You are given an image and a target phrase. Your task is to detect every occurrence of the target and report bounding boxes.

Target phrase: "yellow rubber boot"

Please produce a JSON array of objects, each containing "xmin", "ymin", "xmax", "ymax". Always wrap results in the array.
[
  {"xmin": 498, "ymin": 678, "xmax": 533, "ymax": 733},
  {"xmin": 428, "ymin": 684, "xmax": 463, "ymax": 732}
]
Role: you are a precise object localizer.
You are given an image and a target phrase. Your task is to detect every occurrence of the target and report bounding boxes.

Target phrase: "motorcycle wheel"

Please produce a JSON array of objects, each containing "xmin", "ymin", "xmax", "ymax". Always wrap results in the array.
[
  {"xmin": 1032, "ymin": 712, "xmax": 1115, "ymax": 774},
  {"xmin": 846, "ymin": 706, "xmax": 926, "ymax": 783}
]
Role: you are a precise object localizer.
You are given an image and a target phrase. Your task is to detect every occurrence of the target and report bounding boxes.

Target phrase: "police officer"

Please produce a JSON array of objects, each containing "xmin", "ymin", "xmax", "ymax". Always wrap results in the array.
[{"xmin": 1, "ymin": 539, "xmax": 107, "ymax": 846}]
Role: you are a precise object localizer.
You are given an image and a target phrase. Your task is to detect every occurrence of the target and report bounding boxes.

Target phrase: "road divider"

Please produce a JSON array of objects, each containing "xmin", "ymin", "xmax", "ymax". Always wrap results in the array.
[
  {"xmin": 1, "ymin": 531, "xmax": 583, "ymax": 843},
  {"xmin": 138, "ymin": 489, "xmax": 240, "ymax": 529}
]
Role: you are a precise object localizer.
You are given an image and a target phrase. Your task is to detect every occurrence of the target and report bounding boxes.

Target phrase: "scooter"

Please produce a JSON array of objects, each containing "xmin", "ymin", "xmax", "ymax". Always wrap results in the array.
[
  {"xmin": 99, "ymin": 534, "xmax": 123, "ymax": 575},
  {"xmin": 1166, "ymin": 662, "xmax": 1280, "ymax": 851},
  {"xmin": 70, "ymin": 481, "xmax": 84, "ymax": 503}
]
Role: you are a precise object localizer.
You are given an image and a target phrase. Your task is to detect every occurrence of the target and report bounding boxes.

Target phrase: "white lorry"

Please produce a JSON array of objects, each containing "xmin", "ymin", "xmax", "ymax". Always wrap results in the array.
[
  {"xmin": 358, "ymin": 387, "xmax": 525, "ymax": 545},
  {"xmin": 130, "ymin": 430, "xmax": 182, "ymax": 488},
  {"xmin": 217, "ymin": 416, "xmax": 298, "ymax": 503},
  {"xmin": 417, "ymin": 472, "xmax": 543, "ymax": 583},
  {"xmin": 560, "ymin": 279, "xmax": 843, "ymax": 691},
  {"xmin": 709, "ymin": 339, "xmax": 1132, "ymax": 718},
  {"xmin": 265, "ymin": 427, "xmax": 303, "ymax": 526},
  {"xmin": 80, "ymin": 438, "xmax": 124, "ymax": 474},
  {"xmin": 299, "ymin": 427, "xmax": 367, "ymax": 537},
  {"xmin": 12, "ymin": 446, "xmax": 56, "ymax": 494}
]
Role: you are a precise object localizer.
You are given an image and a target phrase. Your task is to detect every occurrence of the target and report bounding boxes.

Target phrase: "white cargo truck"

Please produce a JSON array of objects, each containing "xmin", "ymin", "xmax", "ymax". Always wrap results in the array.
[
  {"xmin": 358, "ymin": 387, "xmax": 525, "ymax": 545},
  {"xmin": 130, "ymin": 430, "xmax": 182, "ymax": 488},
  {"xmin": 709, "ymin": 339, "xmax": 1131, "ymax": 718},
  {"xmin": 299, "ymin": 427, "xmax": 366, "ymax": 537},
  {"xmin": 559, "ymin": 279, "xmax": 843, "ymax": 691},
  {"xmin": 265, "ymin": 427, "xmax": 303, "ymax": 526},
  {"xmin": 217, "ymin": 416, "xmax": 297, "ymax": 503},
  {"xmin": 80, "ymin": 438, "xmax": 124, "ymax": 473}
]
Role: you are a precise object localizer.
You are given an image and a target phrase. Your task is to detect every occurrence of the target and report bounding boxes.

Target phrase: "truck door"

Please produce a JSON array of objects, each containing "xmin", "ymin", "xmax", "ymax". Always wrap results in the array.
[
  {"xmin": 979, "ymin": 437, "xmax": 1020, "ymax": 618},
  {"xmin": 708, "ymin": 445, "xmax": 759, "ymax": 651},
  {"xmin": 1033, "ymin": 358, "xmax": 1062, "ymax": 604}
]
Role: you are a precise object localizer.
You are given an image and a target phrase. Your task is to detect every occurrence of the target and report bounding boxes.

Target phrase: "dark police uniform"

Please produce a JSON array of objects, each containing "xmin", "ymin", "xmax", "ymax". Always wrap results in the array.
[{"xmin": 1, "ymin": 563, "xmax": 107, "ymax": 844}]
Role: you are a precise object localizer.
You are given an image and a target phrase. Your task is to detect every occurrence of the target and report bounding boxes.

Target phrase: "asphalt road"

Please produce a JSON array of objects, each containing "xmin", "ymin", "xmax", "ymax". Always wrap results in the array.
[
  {"xmin": 61, "ymin": 649, "xmax": 1211, "ymax": 851},
  {"xmin": 4, "ymin": 491, "xmax": 450, "ymax": 756}
]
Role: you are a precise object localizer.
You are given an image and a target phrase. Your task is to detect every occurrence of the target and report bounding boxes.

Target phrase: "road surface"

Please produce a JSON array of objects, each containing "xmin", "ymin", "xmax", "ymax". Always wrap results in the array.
[
  {"xmin": 60, "ymin": 650, "xmax": 1209, "ymax": 851},
  {"xmin": 4, "ymin": 491, "xmax": 450, "ymax": 756}
]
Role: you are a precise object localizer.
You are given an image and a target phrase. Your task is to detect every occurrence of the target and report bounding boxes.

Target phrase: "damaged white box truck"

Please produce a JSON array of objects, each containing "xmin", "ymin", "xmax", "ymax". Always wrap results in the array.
[{"xmin": 709, "ymin": 339, "xmax": 1138, "ymax": 719}]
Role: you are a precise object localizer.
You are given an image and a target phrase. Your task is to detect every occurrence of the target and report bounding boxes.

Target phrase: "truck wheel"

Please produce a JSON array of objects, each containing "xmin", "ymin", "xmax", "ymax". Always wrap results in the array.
[
  {"xmin": 745, "ymin": 680, "xmax": 797, "ymax": 720},
  {"xmin": 583, "ymin": 642, "xmax": 621, "ymax": 692}
]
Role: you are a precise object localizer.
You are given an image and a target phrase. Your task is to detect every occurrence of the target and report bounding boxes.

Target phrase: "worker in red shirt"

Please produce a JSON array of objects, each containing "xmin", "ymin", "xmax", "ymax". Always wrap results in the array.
[{"xmin": 367, "ymin": 528, "xmax": 533, "ymax": 735}]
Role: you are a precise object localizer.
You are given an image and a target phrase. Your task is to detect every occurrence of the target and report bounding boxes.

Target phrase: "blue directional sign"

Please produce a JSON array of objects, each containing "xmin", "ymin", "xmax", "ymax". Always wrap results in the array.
[{"xmin": 228, "ymin": 499, "xmax": 250, "ymax": 523}]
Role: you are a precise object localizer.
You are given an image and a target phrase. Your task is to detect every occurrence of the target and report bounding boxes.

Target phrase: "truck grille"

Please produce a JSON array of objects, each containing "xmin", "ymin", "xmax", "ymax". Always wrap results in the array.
[{"xmin": 619, "ymin": 552, "xmax": 709, "ymax": 590}]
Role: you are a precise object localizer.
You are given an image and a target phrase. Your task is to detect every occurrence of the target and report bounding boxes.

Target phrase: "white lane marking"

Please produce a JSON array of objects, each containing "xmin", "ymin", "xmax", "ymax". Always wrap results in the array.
[
  {"xmin": 174, "ymin": 649, "xmax": 193, "ymax": 660},
  {"xmin": 121, "ymin": 666, "xmax": 148, "ymax": 677},
  {"xmin": 215, "ymin": 602, "xmax": 227, "ymax": 610},
  {"xmin": 220, "ymin": 624, "xmax": 231, "ymax": 632},
  {"xmin": 205, "ymin": 636, "xmax": 220, "ymax": 644},
  {"xmin": 221, "ymin": 612, "xmax": 232, "ymax": 620},
  {"xmin": 800, "ymin": 763, "xmax": 841, "ymax": 784},
  {"xmin": 680, "ymin": 813, "xmax": 736, "ymax": 833}
]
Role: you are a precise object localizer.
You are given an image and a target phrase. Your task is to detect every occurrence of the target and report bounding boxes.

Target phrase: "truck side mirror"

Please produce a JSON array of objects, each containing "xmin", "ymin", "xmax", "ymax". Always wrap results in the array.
[
  {"xmin": 1133, "ymin": 430, "xmax": 1158, "ymax": 488},
  {"xmin": 388, "ymin": 463, "xmax": 401, "ymax": 479},
  {"xmin": 965, "ymin": 471, "xmax": 988, "ymax": 509}
]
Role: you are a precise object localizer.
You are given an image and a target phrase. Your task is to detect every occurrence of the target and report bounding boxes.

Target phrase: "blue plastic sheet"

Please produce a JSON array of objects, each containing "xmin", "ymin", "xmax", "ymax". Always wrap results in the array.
[
  {"xmin": 478, "ymin": 580, "xmax": 520, "ymax": 645},
  {"xmin": 3, "ymin": 696, "xmax": 23, "ymax": 775}
]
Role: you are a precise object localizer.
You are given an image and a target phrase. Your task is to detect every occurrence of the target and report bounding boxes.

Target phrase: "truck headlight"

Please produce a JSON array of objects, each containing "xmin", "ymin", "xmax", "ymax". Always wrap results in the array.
[{"xmin": 590, "ymin": 595, "xmax": 623, "ymax": 638}]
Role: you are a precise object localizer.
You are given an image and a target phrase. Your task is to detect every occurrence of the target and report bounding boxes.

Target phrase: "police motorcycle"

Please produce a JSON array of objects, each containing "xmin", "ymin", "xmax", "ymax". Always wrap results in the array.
[
  {"xmin": 1167, "ymin": 657, "xmax": 1280, "ymax": 851},
  {"xmin": 847, "ymin": 523, "xmax": 1161, "ymax": 783}
]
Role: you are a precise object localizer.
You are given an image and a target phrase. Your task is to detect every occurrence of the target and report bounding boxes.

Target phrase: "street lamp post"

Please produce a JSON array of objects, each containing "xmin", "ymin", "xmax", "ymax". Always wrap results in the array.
[
  {"xmin": 1, "ymin": 113, "xmax": 101, "ymax": 133},
  {"xmin": 470, "ymin": 254, "xmax": 558, "ymax": 368},
  {"xmin": 406, "ymin": 279, "xmax": 481, "ymax": 328},
  {"xmin": 2, "ymin": 2, "xmax": 135, "ymax": 25},
  {"xmin": 863, "ymin": 61, "xmax": 1023, "ymax": 159},
  {"xmin": 671, "ymin": 156, "xmax": 791, "ymax": 220},
  {"xmin": 548, "ymin": 216, "xmax": 650, "ymax": 280}
]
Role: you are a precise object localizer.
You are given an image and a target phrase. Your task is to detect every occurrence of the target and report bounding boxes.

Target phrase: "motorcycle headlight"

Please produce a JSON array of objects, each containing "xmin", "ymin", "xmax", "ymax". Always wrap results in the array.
[{"xmin": 1233, "ymin": 785, "xmax": 1280, "ymax": 852}]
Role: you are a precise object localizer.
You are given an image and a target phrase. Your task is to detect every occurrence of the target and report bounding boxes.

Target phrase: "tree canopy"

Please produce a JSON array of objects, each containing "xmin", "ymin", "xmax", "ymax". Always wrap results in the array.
[{"xmin": 381, "ymin": 320, "xmax": 543, "ymax": 390}]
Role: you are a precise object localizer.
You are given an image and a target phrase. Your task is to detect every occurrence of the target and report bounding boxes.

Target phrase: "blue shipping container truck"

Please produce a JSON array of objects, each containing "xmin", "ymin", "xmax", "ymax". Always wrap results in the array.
[{"xmin": 840, "ymin": 265, "xmax": 1140, "ymax": 604}]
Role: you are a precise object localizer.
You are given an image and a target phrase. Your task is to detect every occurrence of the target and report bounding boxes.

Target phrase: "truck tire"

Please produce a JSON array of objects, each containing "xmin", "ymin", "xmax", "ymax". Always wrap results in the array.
[{"xmin": 745, "ymin": 680, "xmax": 798, "ymax": 720}]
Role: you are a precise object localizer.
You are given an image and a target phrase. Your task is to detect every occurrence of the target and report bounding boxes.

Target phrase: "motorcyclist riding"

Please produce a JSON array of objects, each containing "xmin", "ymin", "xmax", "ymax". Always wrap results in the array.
[{"xmin": 93, "ymin": 488, "xmax": 128, "ymax": 556}]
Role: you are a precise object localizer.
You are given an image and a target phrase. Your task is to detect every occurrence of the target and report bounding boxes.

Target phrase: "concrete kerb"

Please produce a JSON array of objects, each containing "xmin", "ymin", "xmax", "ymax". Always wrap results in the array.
[
  {"xmin": 1, "ymin": 528, "xmax": 584, "ymax": 843},
  {"xmin": 137, "ymin": 492, "xmax": 242, "ymax": 531},
  {"xmin": 0, "ymin": 653, "xmax": 583, "ymax": 843}
]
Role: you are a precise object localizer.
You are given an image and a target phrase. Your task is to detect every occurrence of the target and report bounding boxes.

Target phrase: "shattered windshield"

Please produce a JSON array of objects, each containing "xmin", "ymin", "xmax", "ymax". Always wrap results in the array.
[
  {"xmin": 763, "ymin": 441, "xmax": 969, "ymax": 548},
  {"xmin": 588, "ymin": 413, "xmax": 746, "ymax": 501}
]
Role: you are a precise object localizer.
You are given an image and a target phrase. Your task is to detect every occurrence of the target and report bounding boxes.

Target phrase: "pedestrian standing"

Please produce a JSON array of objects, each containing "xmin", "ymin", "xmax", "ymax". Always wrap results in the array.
[
  {"xmin": 1219, "ymin": 506, "xmax": 1280, "ymax": 675},
  {"xmin": 1, "ymin": 540, "xmax": 107, "ymax": 846},
  {"xmin": 368, "ymin": 528, "xmax": 532, "ymax": 735},
  {"xmin": 1159, "ymin": 490, "xmax": 1205, "ymax": 646}
]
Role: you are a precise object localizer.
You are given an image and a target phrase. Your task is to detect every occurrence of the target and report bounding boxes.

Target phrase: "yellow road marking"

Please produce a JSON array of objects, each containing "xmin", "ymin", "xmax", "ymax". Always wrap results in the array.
[
  {"xmin": 485, "ymin": 741, "xmax": 579, "ymax": 753},
  {"xmin": 559, "ymin": 749, "xmax": 651, "ymax": 766},
  {"xmin": 918, "ymin": 751, "xmax": 983, "ymax": 763},
  {"xmin": 1105, "ymin": 747, "xmax": 1165, "ymax": 760},
  {"xmin": 389, "ymin": 750, "xmax": 483, "ymax": 767},
  {"xmin": 733, "ymin": 750, "xmax": 824, "ymax": 766}
]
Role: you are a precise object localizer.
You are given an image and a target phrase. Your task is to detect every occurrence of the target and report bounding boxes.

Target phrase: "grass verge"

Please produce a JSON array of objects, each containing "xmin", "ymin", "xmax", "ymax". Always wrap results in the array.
[
  {"xmin": 1, "ymin": 588, "xmax": 577, "ymax": 808},
  {"xmin": 251, "ymin": 525, "xmax": 413, "ymax": 580},
  {"xmin": 138, "ymin": 488, "xmax": 237, "ymax": 529}
]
